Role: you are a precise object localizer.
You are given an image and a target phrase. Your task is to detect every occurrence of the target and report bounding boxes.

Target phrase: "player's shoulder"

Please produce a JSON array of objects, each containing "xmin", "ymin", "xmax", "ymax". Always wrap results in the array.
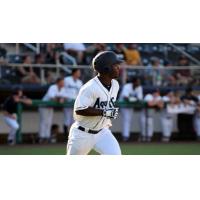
[
  {"xmin": 80, "ymin": 78, "xmax": 96, "ymax": 91},
  {"xmin": 112, "ymin": 79, "xmax": 119, "ymax": 89}
]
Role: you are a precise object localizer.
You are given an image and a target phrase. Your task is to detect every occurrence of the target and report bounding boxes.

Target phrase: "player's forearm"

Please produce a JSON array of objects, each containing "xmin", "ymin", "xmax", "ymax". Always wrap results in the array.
[{"xmin": 75, "ymin": 107, "xmax": 103, "ymax": 116}]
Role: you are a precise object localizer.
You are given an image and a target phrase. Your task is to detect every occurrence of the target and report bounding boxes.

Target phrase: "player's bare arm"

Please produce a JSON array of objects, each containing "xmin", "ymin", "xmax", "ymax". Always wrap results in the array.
[{"xmin": 76, "ymin": 107, "xmax": 103, "ymax": 116}]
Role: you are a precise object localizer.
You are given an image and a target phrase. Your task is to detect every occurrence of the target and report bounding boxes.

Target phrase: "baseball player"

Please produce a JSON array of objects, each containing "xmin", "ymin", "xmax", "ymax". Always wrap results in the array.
[
  {"xmin": 119, "ymin": 77, "xmax": 143, "ymax": 141},
  {"xmin": 140, "ymin": 89, "xmax": 163, "ymax": 142},
  {"xmin": 67, "ymin": 51, "xmax": 123, "ymax": 155},
  {"xmin": 160, "ymin": 90, "xmax": 179, "ymax": 142},
  {"xmin": 3, "ymin": 86, "xmax": 32, "ymax": 145},
  {"xmin": 64, "ymin": 69, "xmax": 83, "ymax": 137},
  {"xmin": 39, "ymin": 77, "xmax": 67, "ymax": 143}
]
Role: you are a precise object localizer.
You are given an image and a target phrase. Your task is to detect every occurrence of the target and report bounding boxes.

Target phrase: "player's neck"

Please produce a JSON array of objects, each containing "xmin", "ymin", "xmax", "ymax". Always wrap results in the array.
[{"xmin": 97, "ymin": 75, "xmax": 112, "ymax": 86}]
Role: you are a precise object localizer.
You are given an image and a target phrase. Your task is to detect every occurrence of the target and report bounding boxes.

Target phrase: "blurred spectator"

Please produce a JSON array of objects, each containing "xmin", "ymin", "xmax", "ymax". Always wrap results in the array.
[
  {"xmin": 124, "ymin": 44, "xmax": 142, "ymax": 65},
  {"xmin": 177, "ymin": 87, "xmax": 198, "ymax": 139},
  {"xmin": 160, "ymin": 90, "xmax": 180, "ymax": 142},
  {"xmin": 85, "ymin": 43, "xmax": 108, "ymax": 64},
  {"xmin": 2, "ymin": 86, "xmax": 32, "ymax": 145},
  {"xmin": 140, "ymin": 88, "xmax": 163, "ymax": 142},
  {"xmin": 17, "ymin": 55, "xmax": 40, "ymax": 84},
  {"xmin": 0, "ymin": 45, "xmax": 7, "ymax": 61},
  {"xmin": 39, "ymin": 77, "xmax": 67, "ymax": 144},
  {"xmin": 45, "ymin": 43, "xmax": 60, "ymax": 64},
  {"xmin": 175, "ymin": 55, "xmax": 192, "ymax": 85},
  {"xmin": 120, "ymin": 77, "xmax": 143, "ymax": 141},
  {"xmin": 63, "ymin": 43, "xmax": 86, "ymax": 64},
  {"xmin": 112, "ymin": 43, "xmax": 126, "ymax": 60},
  {"xmin": 145, "ymin": 57, "xmax": 164, "ymax": 86},
  {"xmin": 63, "ymin": 69, "xmax": 83, "ymax": 138}
]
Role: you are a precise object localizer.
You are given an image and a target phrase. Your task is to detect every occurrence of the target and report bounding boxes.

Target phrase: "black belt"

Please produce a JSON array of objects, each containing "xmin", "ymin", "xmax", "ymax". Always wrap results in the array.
[{"xmin": 78, "ymin": 126, "xmax": 101, "ymax": 134}]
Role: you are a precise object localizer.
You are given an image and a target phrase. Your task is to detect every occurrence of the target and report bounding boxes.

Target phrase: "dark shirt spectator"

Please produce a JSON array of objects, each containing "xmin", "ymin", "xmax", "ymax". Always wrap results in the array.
[{"xmin": 17, "ymin": 55, "xmax": 40, "ymax": 84}]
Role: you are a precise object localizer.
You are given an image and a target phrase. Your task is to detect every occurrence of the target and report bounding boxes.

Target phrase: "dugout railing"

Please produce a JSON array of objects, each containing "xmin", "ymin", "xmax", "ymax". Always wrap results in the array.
[{"xmin": 16, "ymin": 100, "xmax": 146, "ymax": 143}]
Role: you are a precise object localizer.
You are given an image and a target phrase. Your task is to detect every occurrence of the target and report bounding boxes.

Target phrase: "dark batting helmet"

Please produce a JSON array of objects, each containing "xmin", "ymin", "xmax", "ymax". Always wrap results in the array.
[{"xmin": 92, "ymin": 51, "xmax": 123, "ymax": 73}]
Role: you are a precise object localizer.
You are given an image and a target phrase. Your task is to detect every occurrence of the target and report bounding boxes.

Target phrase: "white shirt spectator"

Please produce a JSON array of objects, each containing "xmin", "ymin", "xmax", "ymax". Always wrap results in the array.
[
  {"xmin": 144, "ymin": 94, "xmax": 162, "ymax": 102},
  {"xmin": 42, "ymin": 84, "xmax": 67, "ymax": 101},
  {"xmin": 64, "ymin": 76, "xmax": 83, "ymax": 100},
  {"xmin": 120, "ymin": 83, "xmax": 143, "ymax": 101},
  {"xmin": 63, "ymin": 43, "xmax": 86, "ymax": 52}
]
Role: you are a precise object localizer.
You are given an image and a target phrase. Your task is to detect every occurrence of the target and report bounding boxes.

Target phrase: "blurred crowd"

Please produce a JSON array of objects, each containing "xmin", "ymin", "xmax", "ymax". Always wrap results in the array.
[
  {"xmin": 120, "ymin": 77, "xmax": 200, "ymax": 142},
  {"xmin": 0, "ymin": 43, "xmax": 199, "ymax": 86}
]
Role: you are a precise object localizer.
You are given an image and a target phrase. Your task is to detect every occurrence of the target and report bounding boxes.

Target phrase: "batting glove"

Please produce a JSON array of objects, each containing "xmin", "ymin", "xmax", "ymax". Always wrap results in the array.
[{"xmin": 103, "ymin": 108, "xmax": 119, "ymax": 119}]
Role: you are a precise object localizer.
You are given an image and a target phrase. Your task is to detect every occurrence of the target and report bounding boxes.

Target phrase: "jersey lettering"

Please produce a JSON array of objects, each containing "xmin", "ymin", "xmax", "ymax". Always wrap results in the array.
[{"xmin": 93, "ymin": 97, "xmax": 116, "ymax": 109}]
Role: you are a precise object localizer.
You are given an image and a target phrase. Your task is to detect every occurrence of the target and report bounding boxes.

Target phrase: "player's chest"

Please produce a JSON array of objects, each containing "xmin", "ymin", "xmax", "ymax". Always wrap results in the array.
[{"xmin": 93, "ymin": 90, "xmax": 117, "ymax": 109}]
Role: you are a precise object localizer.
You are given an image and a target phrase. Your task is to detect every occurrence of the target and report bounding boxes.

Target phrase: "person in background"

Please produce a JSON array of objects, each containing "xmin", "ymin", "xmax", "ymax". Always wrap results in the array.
[
  {"xmin": 63, "ymin": 69, "xmax": 83, "ymax": 138},
  {"xmin": 140, "ymin": 88, "xmax": 163, "ymax": 142},
  {"xmin": 63, "ymin": 43, "xmax": 86, "ymax": 64},
  {"xmin": 175, "ymin": 55, "xmax": 192, "ymax": 85},
  {"xmin": 39, "ymin": 77, "xmax": 67, "ymax": 144},
  {"xmin": 124, "ymin": 44, "xmax": 142, "ymax": 66},
  {"xmin": 160, "ymin": 90, "xmax": 180, "ymax": 142},
  {"xmin": 119, "ymin": 77, "xmax": 143, "ymax": 142},
  {"xmin": 177, "ymin": 87, "xmax": 198, "ymax": 139},
  {"xmin": 112, "ymin": 43, "xmax": 126, "ymax": 60},
  {"xmin": 146, "ymin": 57, "xmax": 164, "ymax": 86},
  {"xmin": 85, "ymin": 43, "xmax": 109, "ymax": 64},
  {"xmin": 17, "ymin": 55, "xmax": 40, "ymax": 84},
  {"xmin": 3, "ymin": 86, "xmax": 32, "ymax": 145}
]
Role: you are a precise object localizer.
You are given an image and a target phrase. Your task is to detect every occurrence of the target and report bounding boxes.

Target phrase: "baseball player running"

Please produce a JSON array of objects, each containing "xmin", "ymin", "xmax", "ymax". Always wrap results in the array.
[
  {"xmin": 119, "ymin": 77, "xmax": 143, "ymax": 141},
  {"xmin": 67, "ymin": 51, "xmax": 123, "ymax": 155},
  {"xmin": 64, "ymin": 69, "xmax": 83, "ymax": 136},
  {"xmin": 39, "ymin": 78, "xmax": 67, "ymax": 143}
]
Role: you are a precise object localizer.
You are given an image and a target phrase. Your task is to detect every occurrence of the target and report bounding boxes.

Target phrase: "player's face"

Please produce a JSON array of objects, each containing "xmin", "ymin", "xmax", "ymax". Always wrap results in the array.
[
  {"xmin": 58, "ymin": 80, "xmax": 64, "ymax": 88},
  {"xmin": 110, "ymin": 64, "xmax": 120, "ymax": 79}
]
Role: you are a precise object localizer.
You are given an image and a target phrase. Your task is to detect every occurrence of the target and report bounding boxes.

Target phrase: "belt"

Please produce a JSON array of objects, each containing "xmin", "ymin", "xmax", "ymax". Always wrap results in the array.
[{"xmin": 78, "ymin": 126, "xmax": 101, "ymax": 134}]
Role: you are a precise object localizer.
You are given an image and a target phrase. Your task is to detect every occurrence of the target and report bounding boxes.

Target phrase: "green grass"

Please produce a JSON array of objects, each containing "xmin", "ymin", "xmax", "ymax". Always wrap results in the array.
[{"xmin": 0, "ymin": 142, "xmax": 200, "ymax": 155}]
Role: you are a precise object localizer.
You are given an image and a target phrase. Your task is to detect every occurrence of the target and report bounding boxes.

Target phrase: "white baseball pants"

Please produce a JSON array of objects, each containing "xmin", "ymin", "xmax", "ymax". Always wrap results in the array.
[
  {"xmin": 39, "ymin": 108, "xmax": 54, "ymax": 139},
  {"xmin": 161, "ymin": 117, "xmax": 173, "ymax": 138},
  {"xmin": 67, "ymin": 124, "xmax": 121, "ymax": 155},
  {"xmin": 3, "ymin": 116, "xmax": 19, "ymax": 142},
  {"xmin": 120, "ymin": 108, "xmax": 133, "ymax": 139},
  {"xmin": 140, "ymin": 113, "xmax": 154, "ymax": 138}
]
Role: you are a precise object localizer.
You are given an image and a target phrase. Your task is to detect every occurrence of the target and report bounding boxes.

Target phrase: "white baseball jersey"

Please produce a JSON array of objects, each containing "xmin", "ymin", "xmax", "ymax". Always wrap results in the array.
[
  {"xmin": 73, "ymin": 76, "xmax": 119, "ymax": 130},
  {"xmin": 64, "ymin": 76, "xmax": 83, "ymax": 100},
  {"xmin": 120, "ymin": 83, "xmax": 143, "ymax": 100},
  {"xmin": 42, "ymin": 84, "xmax": 67, "ymax": 101},
  {"xmin": 143, "ymin": 93, "xmax": 162, "ymax": 117}
]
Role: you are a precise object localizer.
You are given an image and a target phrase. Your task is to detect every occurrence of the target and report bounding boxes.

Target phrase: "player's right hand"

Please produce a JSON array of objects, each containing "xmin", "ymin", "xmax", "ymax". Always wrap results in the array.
[{"xmin": 103, "ymin": 108, "xmax": 119, "ymax": 119}]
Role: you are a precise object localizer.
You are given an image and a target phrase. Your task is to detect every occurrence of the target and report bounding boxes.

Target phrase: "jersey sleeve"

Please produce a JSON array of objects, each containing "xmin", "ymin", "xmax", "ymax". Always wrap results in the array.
[
  {"xmin": 74, "ymin": 86, "xmax": 95, "ymax": 111},
  {"xmin": 47, "ymin": 86, "xmax": 56, "ymax": 99}
]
